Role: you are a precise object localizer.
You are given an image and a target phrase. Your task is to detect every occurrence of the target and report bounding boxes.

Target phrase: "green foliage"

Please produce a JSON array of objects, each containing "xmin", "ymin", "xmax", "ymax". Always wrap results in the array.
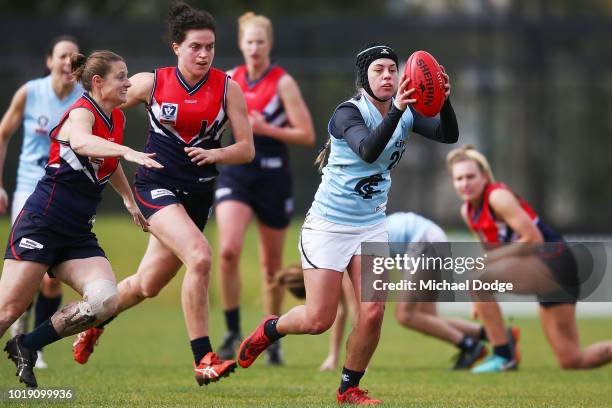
[{"xmin": 0, "ymin": 0, "xmax": 381, "ymax": 18}]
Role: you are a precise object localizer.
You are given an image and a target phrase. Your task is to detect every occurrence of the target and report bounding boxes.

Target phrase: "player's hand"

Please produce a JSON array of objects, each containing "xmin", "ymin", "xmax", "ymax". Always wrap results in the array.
[
  {"xmin": 318, "ymin": 354, "xmax": 338, "ymax": 372},
  {"xmin": 471, "ymin": 304, "xmax": 479, "ymax": 320},
  {"xmin": 394, "ymin": 71, "xmax": 416, "ymax": 111},
  {"xmin": 248, "ymin": 111, "xmax": 268, "ymax": 134},
  {"xmin": 123, "ymin": 149, "xmax": 163, "ymax": 169},
  {"xmin": 440, "ymin": 65, "xmax": 451, "ymax": 99},
  {"xmin": 184, "ymin": 146, "xmax": 221, "ymax": 166},
  {"xmin": 0, "ymin": 187, "xmax": 8, "ymax": 214},
  {"xmin": 125, "ymin": 199, "xmax": 149, "ymax": 232}
]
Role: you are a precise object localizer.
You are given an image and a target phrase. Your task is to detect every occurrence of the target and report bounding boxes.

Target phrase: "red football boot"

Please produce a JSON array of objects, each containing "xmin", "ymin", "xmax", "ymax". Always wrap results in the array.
[
  {"xmin": 237, "ymin": 315, "xmax": 277, "ymax": 368},
  {"xmin": 337, "ymin": 387, "xmax": 382, "ymax": 405},
  {"xmin": 73, "ymin": 327, "xmax": 104, "ymax": 364},
  {"xmin": 194, "ymin": 352, "xmax": 237, "ymax": 386}
]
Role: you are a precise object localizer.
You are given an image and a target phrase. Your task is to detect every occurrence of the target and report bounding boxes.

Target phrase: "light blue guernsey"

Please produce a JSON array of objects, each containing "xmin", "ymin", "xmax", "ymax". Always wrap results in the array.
[
  {"xmin": 310, "ymin": 96, "xmax": 413, "ymax": 226},
  {"xmin": 386, "ymin": 212, "xmax": 436, "ymax": 243},
  {"xmin": 16, "ymin": 76, "xmax": 82, "ymax": 194}
]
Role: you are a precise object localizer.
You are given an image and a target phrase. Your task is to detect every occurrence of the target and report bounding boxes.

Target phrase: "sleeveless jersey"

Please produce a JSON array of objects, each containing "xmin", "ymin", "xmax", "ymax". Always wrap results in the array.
[
  {"xmin": 138, "ymin": 66, "xmax": 229, "ymax": 191},
  {"xmin": 467, "ymin": 182, "xmax": 561, "ymax": 243},
  {"xmin": 231, "ymin": 64, "xmax": 288, "ymax": 160},
  {"xmin": 24, "ymin": 93, "xmax": 125, "ymax": 232},
  {"xmin": 310, "ymin": 95, "xmax": 413, "ymax": 226},
  {"xmin": 17, "ymin": 76, "xmax": 83, "ymax": 193}
]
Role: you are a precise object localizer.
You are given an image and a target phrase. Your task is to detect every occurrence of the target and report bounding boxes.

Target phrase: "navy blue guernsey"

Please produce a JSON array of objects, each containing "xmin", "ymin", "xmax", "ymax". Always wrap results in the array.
[
  {"xmin": 24, "ymin": 94, "xmax": 125, "ymax": 233},
  {"xmin": 231, "ymin": 64, "xmax": 289, "ymax": 163},
  {"xmin": 137, "ymin": 67, "xmax": 229, "ymax": 191}
]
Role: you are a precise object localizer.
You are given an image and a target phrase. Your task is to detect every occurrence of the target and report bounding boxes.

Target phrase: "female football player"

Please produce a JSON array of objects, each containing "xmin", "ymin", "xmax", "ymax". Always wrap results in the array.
[
  {"xmin": 320, "ymin": 212, "xmax": 490, "ymax": 371},
  {"xmin": 1, "ymin": 50, "xmax": 160, "ymax": 388},
  {"xmin": 238, "ymin": 43, "xmax": 458, "ymax": 404},
  {"xmin": 215, "ymin": 12, "xmax": 315, "ymax": 365},
  {"xmin": 0, "ymin": 36, "xmax": 82, "ymax": 368},
  {"xmin": 447, "ymin": 144, "xmax": 612, "ymax": 372},
  {"xmin": 72, "ymin": 2, "xmax": 254, "ymax": 386}
]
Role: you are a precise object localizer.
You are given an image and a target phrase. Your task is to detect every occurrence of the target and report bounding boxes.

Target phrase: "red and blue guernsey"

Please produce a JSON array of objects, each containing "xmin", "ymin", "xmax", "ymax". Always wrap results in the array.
[
  {"xmin": 138, "ymin": 66, "xmax": 229, "ymax": 191},
  {"xmin": 24, "ymin": 93, "xmax": 124, "ymax": 232},
  {"xmin": 231, "ymin": 64, "xmax": 288, "ymax": 160},
  {"xmin": 467, "ymin": 182, "xmax": 561, "ymax": 243}
]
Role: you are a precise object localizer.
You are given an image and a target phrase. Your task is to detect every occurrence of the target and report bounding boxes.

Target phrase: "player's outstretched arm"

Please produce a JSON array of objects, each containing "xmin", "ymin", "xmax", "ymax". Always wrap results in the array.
[{"xmin": 65, "ymin": 108, "xmax": 162, "ymax": 168}]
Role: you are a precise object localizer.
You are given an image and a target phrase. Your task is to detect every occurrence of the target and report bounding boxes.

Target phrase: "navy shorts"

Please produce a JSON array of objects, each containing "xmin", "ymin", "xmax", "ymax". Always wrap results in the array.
[
  {"xmin": 215, "ymin": 160, "xmax": 293, "ymax": 229},
  {"xmin": 5, "ymin": 210, "xmax": 106, "ymax": 274},
  {"xmin": 537, "ymin": 242, "xmax": 580, "ymax": 308},
  {"xmin": 133, "ymin": 178, "xmax": 214, "ymax": 231}
]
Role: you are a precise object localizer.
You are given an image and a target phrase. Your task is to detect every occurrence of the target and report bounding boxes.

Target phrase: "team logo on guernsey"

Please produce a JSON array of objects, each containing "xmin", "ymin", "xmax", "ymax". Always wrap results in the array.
[
  {"xmin": 160, "ymin": 103, "xmax": 179, "ymax": 125},
  {"xmin": 355, "ymin": 174, "xmax": 384, "ymax": 199},
  {"xmin": 35, "ymin": 115, "xmax": 50, "ymax": 134}
]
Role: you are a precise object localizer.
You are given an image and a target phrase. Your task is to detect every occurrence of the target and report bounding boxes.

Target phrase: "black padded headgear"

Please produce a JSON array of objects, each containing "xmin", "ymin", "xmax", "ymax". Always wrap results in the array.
[{"xmin": 355, "ymin": 44, "xmax": 399, "ymax": 102}]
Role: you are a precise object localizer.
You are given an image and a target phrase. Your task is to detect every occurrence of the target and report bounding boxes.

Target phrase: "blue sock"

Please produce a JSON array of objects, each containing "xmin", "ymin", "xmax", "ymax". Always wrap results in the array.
[
  {"xmin": 340, "ymin": 367, "xmax": 365, "ymax": 394},
  {"xmin": 21, "ymin": 319, "xmax": 61, "ymax": 351},
  {"xmin": 264, "ymin": 318, "xmax": 284, "ymax": 342},
  {"xmin": 458, "ymin": 335, "xmax": 476, "ymax": 351},
  {"xmin": 35, "ymin": 294, "xmax": 62, "ymax": 329},
  {"xmin": 191, "ymin": 336, "xmax": 212, "ymax": 364},
  {"xmin": 479, "ymin": 326, "xmax": 488, "ymax": 342},
  {"xmin": 493, "ymin": 343, "xmax": 512, "ymax": 360},
  {"xmin": 96, "ymin": 315, "xmax": 116, "ymax": 329},
  {"xmin": 224, "ymin": 308, "xmax": 240, "ymax": 334}
]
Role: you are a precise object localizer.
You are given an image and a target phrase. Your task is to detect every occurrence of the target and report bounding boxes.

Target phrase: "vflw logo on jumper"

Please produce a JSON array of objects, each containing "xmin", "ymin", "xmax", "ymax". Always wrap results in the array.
[{"xmin": 160, "ymin": 103, "xmax": 179, "ymax": 125}]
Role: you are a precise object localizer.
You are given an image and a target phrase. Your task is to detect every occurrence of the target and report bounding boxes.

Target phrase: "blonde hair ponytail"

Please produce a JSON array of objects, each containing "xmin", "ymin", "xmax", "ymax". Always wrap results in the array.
[{"xmin": 238, "ymin": 11, "xmax": 273, "ymax": 44}]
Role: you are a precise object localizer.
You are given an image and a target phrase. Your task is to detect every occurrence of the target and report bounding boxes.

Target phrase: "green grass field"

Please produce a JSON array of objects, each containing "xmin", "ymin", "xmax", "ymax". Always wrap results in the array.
[{"xmin": 1, "ymin": 216, "xmax": 612, "ymax": 407}]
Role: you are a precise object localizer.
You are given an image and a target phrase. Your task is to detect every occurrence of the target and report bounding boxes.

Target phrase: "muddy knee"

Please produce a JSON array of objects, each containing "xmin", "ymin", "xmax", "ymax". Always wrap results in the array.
[{"xmin": 51, "ymin": 279, "xmax": 118, "ymax": 336}]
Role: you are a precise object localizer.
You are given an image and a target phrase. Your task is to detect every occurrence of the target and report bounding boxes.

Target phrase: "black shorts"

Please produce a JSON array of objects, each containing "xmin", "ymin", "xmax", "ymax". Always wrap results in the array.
[
  {"xmin": 133, "ymin": 177, "xmax": 214, "ymax": 231},
  {"xmin": 5, "ymin": 210, "xmax": 106, "ymax": 274},
  {"xmin": 215, "ymin": 161, "xmax": 293, "ymax": 229},
  {"xmin": 537, "ymin": 242, "xmax": 580, "ymax": 308}
]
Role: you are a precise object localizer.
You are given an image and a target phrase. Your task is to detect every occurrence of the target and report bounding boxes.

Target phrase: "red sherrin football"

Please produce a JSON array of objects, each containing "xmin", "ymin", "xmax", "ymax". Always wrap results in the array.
[{"xmin": 406, "ymin": 50, "xmax": 446, "ymax": 117}]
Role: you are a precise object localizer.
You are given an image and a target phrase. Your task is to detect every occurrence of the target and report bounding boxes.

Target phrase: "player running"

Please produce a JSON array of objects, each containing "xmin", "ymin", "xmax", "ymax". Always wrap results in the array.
[
  {"xmin": 319, "ymin": 212, "xmax": 491, "ymax": 371},
  {"xmin": 0, "ymin": 36, "xmax": 83, "ymax": 369},
  {"xmin": 72, "ymin": 2, "xmax": 254, "ymax": 386},
  {"xmin": 0, "ymin": 50, "xmax": 161, "ymax": 388},
  {"xmin": 238, "ymin": 43, "xmax": 458, "ymax": 404}
]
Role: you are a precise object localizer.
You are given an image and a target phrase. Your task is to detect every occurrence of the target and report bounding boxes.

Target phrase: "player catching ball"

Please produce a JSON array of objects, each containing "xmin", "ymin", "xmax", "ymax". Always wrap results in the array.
[{"xmin": 238, "ymin": 43, "xmax": 458, "ymax": 404}]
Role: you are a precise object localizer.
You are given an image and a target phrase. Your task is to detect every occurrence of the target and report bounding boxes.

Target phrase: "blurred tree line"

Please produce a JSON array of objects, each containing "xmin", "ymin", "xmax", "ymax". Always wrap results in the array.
[
  {"xmin": 1, "ymin": 1, "xmax": 611, "ymax": 232},
  {"xmin": 2, "ymin": 0, "xmax": 612, "ymax": 18}
]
